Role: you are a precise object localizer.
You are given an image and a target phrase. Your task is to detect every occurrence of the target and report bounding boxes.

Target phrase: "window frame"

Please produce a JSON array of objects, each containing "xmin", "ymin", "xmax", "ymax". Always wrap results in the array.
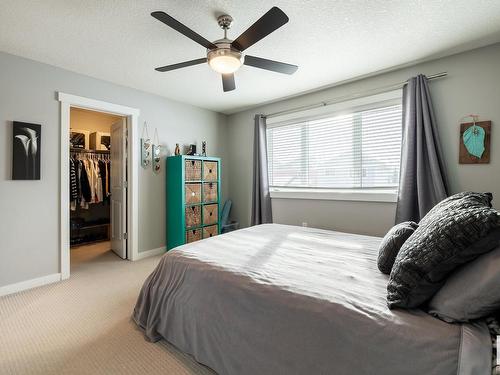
[{"xmin": 266, "ymin": 90, "xmax": 402, "ymax": 203}]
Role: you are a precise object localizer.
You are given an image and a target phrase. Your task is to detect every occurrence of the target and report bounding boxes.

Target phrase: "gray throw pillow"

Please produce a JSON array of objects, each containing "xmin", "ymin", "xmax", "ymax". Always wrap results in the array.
[
  {"xmin": 377, "ymin": 221, "xmax": 418, "ymax": 275},
  {"xmin": 387, "ymin": 192, "xmax": 500, "ymax": 309},
  {"xmin": 428, "ymin": 245, "xmax": 500, "ymax": 322}
]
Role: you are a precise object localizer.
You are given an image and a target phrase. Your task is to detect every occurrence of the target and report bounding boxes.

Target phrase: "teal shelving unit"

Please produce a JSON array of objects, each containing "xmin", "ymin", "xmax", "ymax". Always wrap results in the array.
[{"xmin": 166, "ymin": 155, "xmax": 221, "ymax": 250}]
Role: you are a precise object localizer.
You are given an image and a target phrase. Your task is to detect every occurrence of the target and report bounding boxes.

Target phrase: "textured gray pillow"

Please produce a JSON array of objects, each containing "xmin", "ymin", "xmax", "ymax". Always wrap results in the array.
[
  {"xmin": 428, "ymin": 245, "xmax": 500, "ymax": 322},
  {"xmin": 377, "ymin": 221, "xmax": 418, "ymax": 274},
  {"xmin": 387, "ymin": 192, "xmax": 500, "ymax": 309}
]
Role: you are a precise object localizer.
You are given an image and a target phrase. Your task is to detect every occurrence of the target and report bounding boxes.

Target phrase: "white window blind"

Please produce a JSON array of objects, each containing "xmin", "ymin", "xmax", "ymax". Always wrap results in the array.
[{"xmin": 266, "ymin": 103, "xmax": 402, "ymax": 190}]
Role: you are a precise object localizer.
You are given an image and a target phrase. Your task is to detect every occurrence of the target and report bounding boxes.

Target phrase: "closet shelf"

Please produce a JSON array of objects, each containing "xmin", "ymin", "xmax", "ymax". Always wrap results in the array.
[
  {"xmin": 71, "ymin": 147, "xmax": 110, "ymax": 154},
  {"xmin": 78, "ymin": 223, "xmax": 110, "ymax": 230}
]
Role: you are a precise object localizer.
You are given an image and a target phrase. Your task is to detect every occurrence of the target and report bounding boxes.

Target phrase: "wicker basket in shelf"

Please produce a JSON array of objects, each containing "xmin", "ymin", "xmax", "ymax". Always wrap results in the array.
[
  {"xmin": 203, "ymin": 161, "xmax": 218, "ymax": 181},
  {"xmin": 185, "ymin": 183, "xmax": 201, "ymax": 205},
  {"xmin": 203, "ymin": 182, "xmax": 217, "ymax": 202},
  {"xmin": 185, "ymin": 205, "xmax": 201, "ymax": 227},
  {"xmin": 203, "ymin": 204, "xmax": 218, "ymax": 225},
  {"xmin": 203, "ymin": 225, "xmax": 218, "ymax": 238},
  {"xmin": 185, "ymin": 159, "xmax": 202, "ymax": 181},
  {"xmin": 186, "ymin": 228, "xmax": 202, "ymax": 243}
]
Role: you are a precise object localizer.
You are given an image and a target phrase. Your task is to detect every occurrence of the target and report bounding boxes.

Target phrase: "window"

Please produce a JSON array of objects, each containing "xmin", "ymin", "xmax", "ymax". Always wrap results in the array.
[{"xmin": 266, "ymin": 97, "xmax": 402, "ymax": 201}]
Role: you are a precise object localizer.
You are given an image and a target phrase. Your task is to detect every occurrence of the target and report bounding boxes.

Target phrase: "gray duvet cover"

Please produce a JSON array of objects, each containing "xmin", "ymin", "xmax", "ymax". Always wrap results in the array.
[{"xmin": 133, "ymin": 224, "xmax": 491, "ymax": 375}]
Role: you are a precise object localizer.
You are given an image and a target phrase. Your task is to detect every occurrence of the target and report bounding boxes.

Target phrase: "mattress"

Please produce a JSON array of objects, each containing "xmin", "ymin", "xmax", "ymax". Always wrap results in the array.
[{"xmin": 133, "ymin": 224, "xmax": 491, "ymax": 375}]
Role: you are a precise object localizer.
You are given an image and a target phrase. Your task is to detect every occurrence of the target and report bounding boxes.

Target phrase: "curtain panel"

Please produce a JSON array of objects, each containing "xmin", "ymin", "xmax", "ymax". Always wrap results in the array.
[
  {"xmin": 251, "ymin": 114, "xmax": 273, "ymax": 225},
  {"xmin": 396, "ymin": 74, "xmax": 449, "ymax": 223}
]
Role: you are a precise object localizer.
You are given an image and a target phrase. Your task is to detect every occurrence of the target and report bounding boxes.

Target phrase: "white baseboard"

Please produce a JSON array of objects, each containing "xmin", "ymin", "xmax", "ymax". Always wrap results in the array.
[
  {"xmin": 134, "ymin": 246, "xmax": 166, "ymax": 260},
  {"xmin": 0, "ymin": 273, "xmax": 62, "ymax": 297}
]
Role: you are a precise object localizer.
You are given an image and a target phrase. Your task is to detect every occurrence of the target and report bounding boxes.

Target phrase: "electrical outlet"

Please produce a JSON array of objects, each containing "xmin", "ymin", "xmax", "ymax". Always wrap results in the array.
[{"xmin": 302, "ymin": 222, "xmax": 308, "ymax": 227}]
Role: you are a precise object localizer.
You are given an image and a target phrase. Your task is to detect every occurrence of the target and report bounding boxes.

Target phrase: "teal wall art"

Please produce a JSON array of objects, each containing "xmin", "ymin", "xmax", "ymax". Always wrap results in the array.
[{"xmin": 459, "ymin": 116, "xmax": 491, "ymax": 164}]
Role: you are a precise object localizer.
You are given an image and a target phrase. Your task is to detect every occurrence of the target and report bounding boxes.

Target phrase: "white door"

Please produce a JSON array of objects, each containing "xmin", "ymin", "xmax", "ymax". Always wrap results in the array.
[{"xmin": 110, "ymin": 118, "xmax": 127, "ymax": 259}]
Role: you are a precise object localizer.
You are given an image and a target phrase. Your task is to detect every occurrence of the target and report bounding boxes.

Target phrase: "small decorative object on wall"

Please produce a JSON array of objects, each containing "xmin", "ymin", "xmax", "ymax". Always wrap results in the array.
[
  {"xmin": 459, "ymin": 114, "xmax": 491, "ymax": 164},
  {"xmin": 174, "ymin": 143, "xmax": 181, "ymax": 156},
  {"xmin": 141, "ymin": 121, "xmax": 151, "ymax": 168},
  {"xmin": 202, "ymin": 141, "xmax": 207, "ymax": 156},
  {"xmin": 152, "ymin": 128, "xmax": 162, "ymax": 174},
  {"xmin": 187, "ymin": 144, "xmax": 197, "ymax": 155},
  {"xmin": 13, "ymin": 121, "xmax": 41, "ymax": 180}
]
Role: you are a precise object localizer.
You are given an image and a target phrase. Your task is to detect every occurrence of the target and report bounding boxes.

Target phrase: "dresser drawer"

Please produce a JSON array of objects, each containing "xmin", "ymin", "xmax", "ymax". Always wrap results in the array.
[
  {"xmin": 203, "ymin": 161, "xmax": 218, "ymax": 181},
  {"xmin": 185, "ymin": 205, "xmax": 201, "ymax": 228},
  {"xmin": 203, "ymin": 182, "xmax": 218, "ymax": 203},
  {"xmin": 185, "ymin": 183, "xmax": 201, "ymax": 205},
  {"xmin": 186, "ymin": 228, "xmax": 202, "ymax": 243},
  {"xmin": 185, "ymin": 159, "xmax": 202, "ymax": 181},
  {"xmin": 203, "ymin": 204, "xmax": 218, "ymax": 225},
  {"xmin": 203, "ymin": 225, "xmax": 218, "ymax": 239}
]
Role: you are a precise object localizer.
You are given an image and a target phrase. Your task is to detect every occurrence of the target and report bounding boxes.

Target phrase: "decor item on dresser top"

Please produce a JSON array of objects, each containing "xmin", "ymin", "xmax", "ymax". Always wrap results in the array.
[
  {"xmin": 140, "ymin": 121, "xmax": 151, "ymax": 168},
  {"xmin": 174, "ymin": 143, "xmax": 180, "ymax": 156},
  {"xmin": 377, "ymin": 221, "xmax": 418, "ymax": 274},
  {"xmin": 459, "ymin": 114, "xmax": 491, "ymax": 164},
  {"xmin": 428, "ymin": 245, "xmax": 500, "ymax": 322},
  {"xmin": 202, "ymin": 140, "xmax": 207, "ymax": 157},
  {"xmin": 12, "ymin": 121, "xmax": 41, "ymax": 180},
  {"xmin": 186, "ymin": 144, "xmax": 197, "ymax": 155},
  {"xmin": 388, "ymin": 192, "xmax": 500, "ymax": 309},
  {"xmin": 166, "ymin": 155, "xmax": 221, "ymax": 250},
  {"xmin": 395, "ymin": 74, "xmax": 448, "ymax": 224}
]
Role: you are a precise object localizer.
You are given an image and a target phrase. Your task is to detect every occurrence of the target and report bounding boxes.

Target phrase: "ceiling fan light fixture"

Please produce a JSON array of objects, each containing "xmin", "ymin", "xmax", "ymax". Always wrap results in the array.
[{"xmin": 207, "ymin": 48, "xmax": 242, "ymax": 74}]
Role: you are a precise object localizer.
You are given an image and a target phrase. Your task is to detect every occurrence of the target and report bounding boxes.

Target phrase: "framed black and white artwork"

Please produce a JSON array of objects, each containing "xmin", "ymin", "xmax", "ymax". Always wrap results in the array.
[{"xmin": 12, "ymin": 121, "xmax": 41, "ymax": 180}]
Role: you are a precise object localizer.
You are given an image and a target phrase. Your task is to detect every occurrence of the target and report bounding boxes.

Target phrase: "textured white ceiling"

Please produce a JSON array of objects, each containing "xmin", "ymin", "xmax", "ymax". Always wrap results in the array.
[{"xmin": 2, "ymin": 1, "xmax": 500, "ymax": 114}]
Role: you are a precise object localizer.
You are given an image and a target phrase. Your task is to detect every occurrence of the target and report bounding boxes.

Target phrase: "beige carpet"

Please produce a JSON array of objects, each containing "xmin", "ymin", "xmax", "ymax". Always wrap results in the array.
[{"xmin": 0, "ymin": 242, "xmax": 215, "ymax": 375}]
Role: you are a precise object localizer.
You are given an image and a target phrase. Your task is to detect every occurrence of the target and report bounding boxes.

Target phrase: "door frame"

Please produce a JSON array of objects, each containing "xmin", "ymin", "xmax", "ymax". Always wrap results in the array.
[{"xmin": 58, "ymin": 92, "xmax": 140, "ymax": 280}]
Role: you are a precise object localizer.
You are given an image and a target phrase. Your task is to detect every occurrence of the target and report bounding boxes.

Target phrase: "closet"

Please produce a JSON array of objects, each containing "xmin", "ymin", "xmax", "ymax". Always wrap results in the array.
[
  {"xmin": 69, "ymin": 108, "xmax": 122, "ymax": 252},
  {"xmin": 70, "ymin": 148, "xmax": 111, "ymax": 245}
]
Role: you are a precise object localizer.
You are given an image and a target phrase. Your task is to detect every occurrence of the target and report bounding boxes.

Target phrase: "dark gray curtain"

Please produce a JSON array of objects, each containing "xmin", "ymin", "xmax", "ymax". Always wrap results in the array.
[
  {"xmin": 251, "ymin": 114, "xmax": 273, "ymax": 225},
  {"xmin": 395, "ymin": 74, "xmax": 449, "ymax": 223}
]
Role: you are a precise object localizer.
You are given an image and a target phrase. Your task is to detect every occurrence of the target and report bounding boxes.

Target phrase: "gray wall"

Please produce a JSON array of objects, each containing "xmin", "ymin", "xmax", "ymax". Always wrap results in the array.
[
  {"xmin": 226, "ymin": 43, "xmax": 500, "ymax": 236},
  {"xmin": 0, "ymin": 52, "xmax": 227, "ymax": 287}
]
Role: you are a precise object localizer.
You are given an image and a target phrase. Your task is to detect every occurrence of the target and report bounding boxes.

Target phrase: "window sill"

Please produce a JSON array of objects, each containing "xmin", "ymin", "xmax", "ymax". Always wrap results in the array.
[{"xmin": 269, "ymin": 188, "xmax": 398, "ymax": 203}]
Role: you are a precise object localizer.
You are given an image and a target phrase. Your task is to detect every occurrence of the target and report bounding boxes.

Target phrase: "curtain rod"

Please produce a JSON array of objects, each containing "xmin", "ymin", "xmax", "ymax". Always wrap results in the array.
[{"xmin": 264, "ymin": 72, "xmax": 447, "ymax": 119}]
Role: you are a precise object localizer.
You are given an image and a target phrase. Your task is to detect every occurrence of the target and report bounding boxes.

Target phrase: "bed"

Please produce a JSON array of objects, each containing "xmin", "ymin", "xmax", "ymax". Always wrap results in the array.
[{"xmin": 133, "ymin": 224, "xmax": 492, "ymax": 375}]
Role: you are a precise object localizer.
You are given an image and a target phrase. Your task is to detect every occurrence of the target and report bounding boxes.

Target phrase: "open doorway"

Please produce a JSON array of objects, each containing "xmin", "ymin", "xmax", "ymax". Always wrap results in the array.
[
  {"xmin": 69, "ymin": 108, "xmax": 127, "ymax": 264},
  {"xmin": 59, "ymin": 92, "xmax": 141, "ymax": 281}
]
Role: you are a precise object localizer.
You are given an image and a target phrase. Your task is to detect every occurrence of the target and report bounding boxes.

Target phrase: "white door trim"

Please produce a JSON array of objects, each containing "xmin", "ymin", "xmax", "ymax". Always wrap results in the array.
[{"xmin": 58, "ymin": 92, "xmax": 140, "ymax": 280}]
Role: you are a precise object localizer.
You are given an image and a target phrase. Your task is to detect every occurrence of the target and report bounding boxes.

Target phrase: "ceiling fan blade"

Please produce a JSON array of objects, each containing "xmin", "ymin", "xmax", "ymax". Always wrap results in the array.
[
  {"xmin": 222, "ymin": 73, "xmax": 236, "ymax": 92},
  {"xmin": 155, "ymin": 58, "xmax": 207, "ymax": 72},
  {"xmin": 231, "ymin": 7, "xmax": 289, "ymax": 52},
  {"xmin": 244, "ymin": 55, "xmax": 298, "ymax": 74},
  {"xmin": 151, "ymin": 11, "xmax": 217, "ymax": 50}
]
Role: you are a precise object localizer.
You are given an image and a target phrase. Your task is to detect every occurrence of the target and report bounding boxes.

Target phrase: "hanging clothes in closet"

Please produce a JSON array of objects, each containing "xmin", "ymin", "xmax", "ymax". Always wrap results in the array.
[{"xmin": 70, "ymin": 150, "xmax": 110, "ymax": 210}]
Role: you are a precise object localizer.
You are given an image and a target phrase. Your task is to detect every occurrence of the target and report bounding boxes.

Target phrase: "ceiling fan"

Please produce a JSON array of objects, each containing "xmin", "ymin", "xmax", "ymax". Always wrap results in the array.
[{"xmin": 151, "ymin": 7, "xmax": 298, "ymax": 92}]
